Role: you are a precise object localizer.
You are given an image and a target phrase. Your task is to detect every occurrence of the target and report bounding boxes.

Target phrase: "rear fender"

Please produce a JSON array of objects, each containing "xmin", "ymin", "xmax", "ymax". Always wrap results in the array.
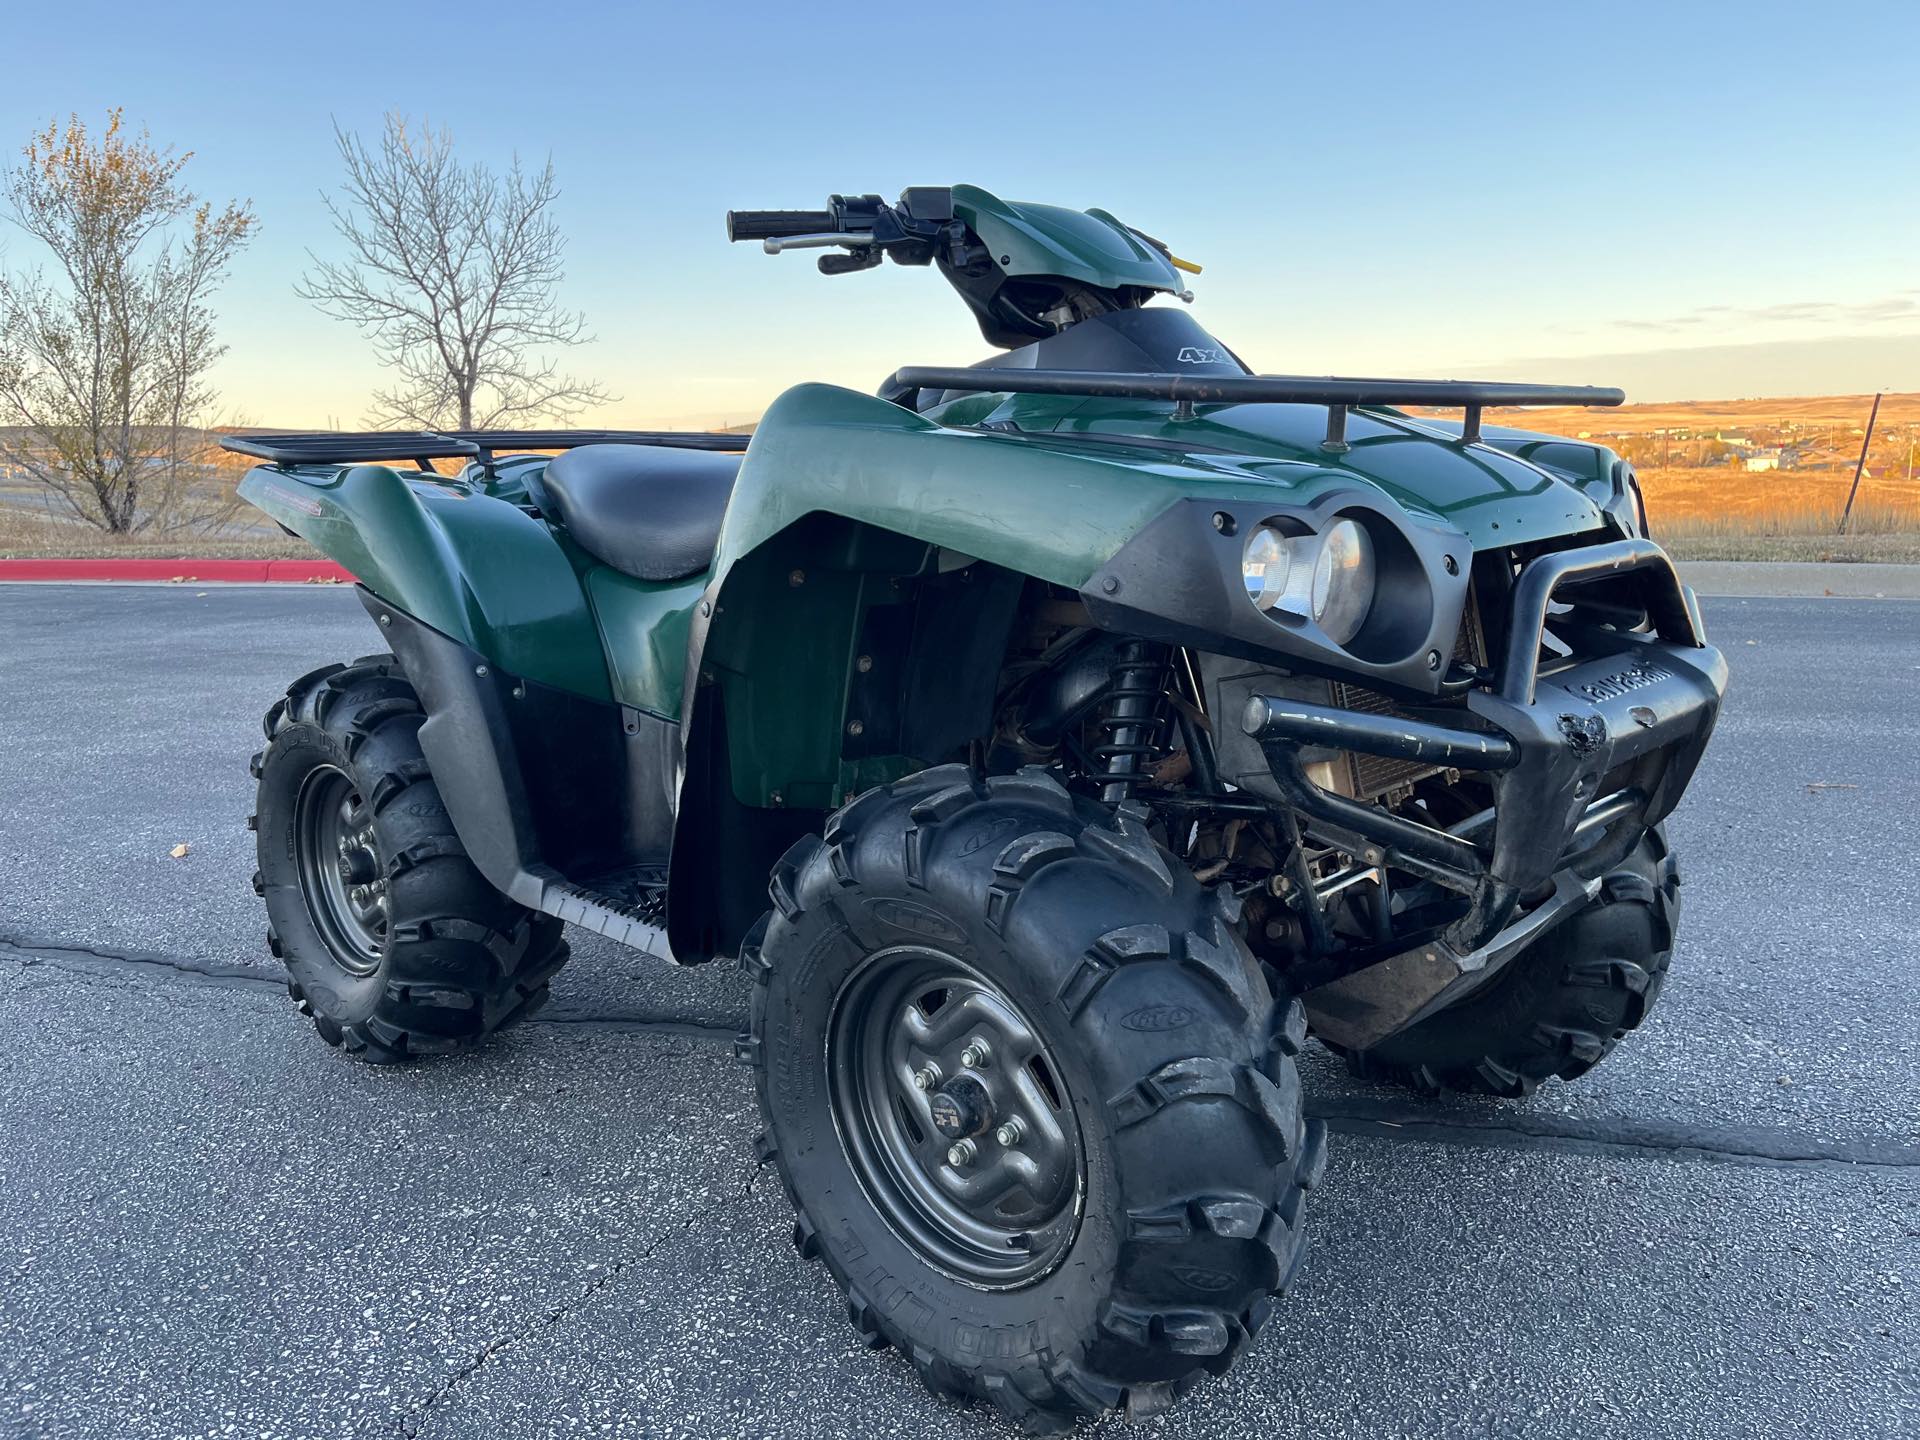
[{"xmin": 239, "ymin": 462, "xmax": 612, "ymax": 702}]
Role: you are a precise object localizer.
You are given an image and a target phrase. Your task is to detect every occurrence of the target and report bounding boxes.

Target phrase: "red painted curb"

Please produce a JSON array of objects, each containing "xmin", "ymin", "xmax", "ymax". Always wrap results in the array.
[{"xmin": 0, "ymin": 557, "xmax": 355, "ymax": 584}]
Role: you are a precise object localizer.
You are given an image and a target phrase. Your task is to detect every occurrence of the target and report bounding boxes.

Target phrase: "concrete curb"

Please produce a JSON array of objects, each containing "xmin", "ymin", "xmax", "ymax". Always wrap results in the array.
[
  {"xmin": 1676, "ymin": 560, "xmax": 1920, "ymax": 599},
  {"xmin": 0, "ymin": 557, "xmax": 353, "ymax": 584}
]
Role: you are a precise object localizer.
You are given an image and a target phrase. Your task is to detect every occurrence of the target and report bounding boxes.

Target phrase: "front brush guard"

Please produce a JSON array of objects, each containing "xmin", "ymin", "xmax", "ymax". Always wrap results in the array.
[{"xmin": 1245, "ymin": 539, "xmax": 1727, "ymax": 1048}]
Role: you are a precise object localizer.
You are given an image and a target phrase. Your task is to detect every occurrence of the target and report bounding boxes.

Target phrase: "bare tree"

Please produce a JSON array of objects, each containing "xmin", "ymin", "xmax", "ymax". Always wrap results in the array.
[
  {"xmin": 298, "ymin": 114, "xmax": 612, "ymax": 430},
  {"xmin": 0, "ymin": 112, "xmax": 256, "ymax": 533}
]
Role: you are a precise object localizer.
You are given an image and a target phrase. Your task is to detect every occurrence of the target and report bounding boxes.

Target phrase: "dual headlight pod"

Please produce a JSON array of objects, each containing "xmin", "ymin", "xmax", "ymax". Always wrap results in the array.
[{"xmin": 1240, "ymin": 517, "xmax": 1378, "ymax": 644}]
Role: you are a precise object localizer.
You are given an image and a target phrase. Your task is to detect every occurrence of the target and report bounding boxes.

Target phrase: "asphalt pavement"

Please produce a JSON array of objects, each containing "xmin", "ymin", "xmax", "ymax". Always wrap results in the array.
[{"xmin": 2, "ymin": 584, "xmax": 1916, "ymax": 1439}]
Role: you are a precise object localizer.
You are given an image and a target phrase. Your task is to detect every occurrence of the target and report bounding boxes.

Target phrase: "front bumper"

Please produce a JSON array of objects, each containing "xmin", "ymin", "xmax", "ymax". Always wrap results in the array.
[{"xmin": 1243, "ymin": 538, "xmax": 1727, "ymax": 1046}]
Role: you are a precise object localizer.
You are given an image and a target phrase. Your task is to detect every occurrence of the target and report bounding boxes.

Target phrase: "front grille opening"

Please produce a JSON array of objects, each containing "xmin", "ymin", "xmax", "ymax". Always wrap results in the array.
[{"xmin": 1330, "ymin": 584, "xmax": 1488, "ymax": 800}]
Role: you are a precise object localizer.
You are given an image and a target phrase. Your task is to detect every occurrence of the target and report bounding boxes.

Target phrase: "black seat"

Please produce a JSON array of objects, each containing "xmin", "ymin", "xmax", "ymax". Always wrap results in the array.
[{"xmin": 540, "ymin": 444, "xmax": 742, "ymax": 583}]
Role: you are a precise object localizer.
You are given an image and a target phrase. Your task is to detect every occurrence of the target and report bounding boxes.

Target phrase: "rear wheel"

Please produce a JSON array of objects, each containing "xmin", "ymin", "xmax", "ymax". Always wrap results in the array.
[
  {"xmin": 251, "ymin": 656, "xmax": 569, "ymax": 1063},
  {"xmin": 1331, "ymin": 829, "xmax": 1680, "ymax": 1097},
  {"xmin": 747, "ymin": 766, "xmax": 1325, "ymax": 1432}
]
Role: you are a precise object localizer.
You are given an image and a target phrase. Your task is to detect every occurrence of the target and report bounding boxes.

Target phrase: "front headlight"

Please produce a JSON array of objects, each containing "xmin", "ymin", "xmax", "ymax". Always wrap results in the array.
[
  {"xmin": 1311, "ymin": 518, "xmax": 1376, "ymax": 643},
  {"xmin": 1240, "ymin": 525, "xmax": 1292, "ymax": 610},
  {"xmin": 1242, "ymin": 517, "xmax": 1377, "ymax": 644}
]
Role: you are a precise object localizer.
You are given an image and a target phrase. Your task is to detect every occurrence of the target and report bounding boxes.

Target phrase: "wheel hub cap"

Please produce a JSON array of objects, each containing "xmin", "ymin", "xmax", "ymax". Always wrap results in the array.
[
  {"xmin": 293, "ymin": 766, "xmax": 387, "ymax": 977},
  {"xmin": 827, "ymin": 947, "xmax": 1085, "ymax": 1290},
  {"xmin": 928, "ymin": 1075, "xmax": 992, "ymax": 1141},
  {"xmin": 337, "ymin": 846, "xmax": 379, "ymax": 886}
]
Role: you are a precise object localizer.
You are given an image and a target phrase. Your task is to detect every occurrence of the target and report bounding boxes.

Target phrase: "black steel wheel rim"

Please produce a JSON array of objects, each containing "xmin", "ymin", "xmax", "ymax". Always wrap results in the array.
[
  {"xmin": 293, "ymin": 765, "xmax": 386, "ymax": 976},
  {"xmin": 827, "ymin": 946, "xmax": 1085, "ymax": 1289}
]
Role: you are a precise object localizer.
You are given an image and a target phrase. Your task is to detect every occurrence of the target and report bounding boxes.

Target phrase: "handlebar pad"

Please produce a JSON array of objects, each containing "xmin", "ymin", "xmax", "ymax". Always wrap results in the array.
[{"xmin": 726, "ymin": 209, "xmax": 836, "ymax": 242}]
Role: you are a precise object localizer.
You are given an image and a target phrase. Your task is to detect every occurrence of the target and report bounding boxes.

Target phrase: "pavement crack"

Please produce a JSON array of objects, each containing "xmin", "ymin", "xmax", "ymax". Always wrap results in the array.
[
  {"xmin": 9, "ymin": 934, "xmax": 1911, "ymax": 1176},
  {"xmin": 0, "ymin": 933, "xmax": 743, "ymax": 1038},
  {"xmin": 0, "ymin": 934, "xmax": 283, "ymax": 991},
  {"xmin": 395, "ymin": 1256, "xmax": 636, "ymax": 1439},
  {"xmin": 533, "ymin": 1012, "xmax": 741, "ymax": 1041},
  {"xmin": 397, "ymin": 1161, "xmax": 769, "ymax": 1438},
  {"xmin": 1308, "ymin": 1099, "xmax": 1920, "ymax": 1173}
]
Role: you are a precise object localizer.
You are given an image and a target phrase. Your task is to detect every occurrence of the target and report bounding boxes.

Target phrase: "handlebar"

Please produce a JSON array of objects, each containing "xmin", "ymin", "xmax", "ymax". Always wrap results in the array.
[
  {"xmin": 725, "ymin": 209, "xmax": 837, "ymax": 243},
  {"xmin": 726, "ymin": 192, "xmax": 958, "ymax": 276}
]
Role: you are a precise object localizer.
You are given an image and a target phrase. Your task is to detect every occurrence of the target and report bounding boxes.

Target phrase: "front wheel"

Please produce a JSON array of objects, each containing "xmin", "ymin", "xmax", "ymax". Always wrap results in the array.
[
  {"xmin": 746, "ymin": 767, "xmax": 1324, "ymax": 1432},
  {"xmin": 251, "ymin": 656, "xmax": 569, "ymax": 1063}
]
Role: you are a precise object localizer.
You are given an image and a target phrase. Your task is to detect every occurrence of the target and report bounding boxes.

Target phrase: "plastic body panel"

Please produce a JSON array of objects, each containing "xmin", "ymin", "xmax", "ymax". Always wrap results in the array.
[
  {"xmin": 584, "ymin": 566, "xmax": 706, "ymax": 718},
  {"xmin": 1027, "ymin": 398, "xmax": 1611, "ymax": 547},
  {"xmin": 238, "ymin": 462, "xmax": 613, "ymax": 701},
  {"xmin": 949, "ymin": 185, "xmax": 1183, "ymax": 293}
]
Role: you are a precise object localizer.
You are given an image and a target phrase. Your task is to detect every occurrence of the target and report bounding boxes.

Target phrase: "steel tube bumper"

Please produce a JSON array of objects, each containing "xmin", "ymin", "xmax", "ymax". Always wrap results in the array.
[
  {"xmin": 1242, "ymin": 695, "xmax": 1518, "ymax": 771},
  {"xmin": 1246, "ymin": 537, "xmax": 1727, "ymax": 1046}
]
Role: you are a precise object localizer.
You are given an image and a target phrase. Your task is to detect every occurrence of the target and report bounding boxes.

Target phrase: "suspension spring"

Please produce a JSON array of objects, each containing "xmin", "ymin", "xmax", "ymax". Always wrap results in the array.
[{"xmin": 1095, "ymin": 640, "xmax": 1171, "ymax": 804}]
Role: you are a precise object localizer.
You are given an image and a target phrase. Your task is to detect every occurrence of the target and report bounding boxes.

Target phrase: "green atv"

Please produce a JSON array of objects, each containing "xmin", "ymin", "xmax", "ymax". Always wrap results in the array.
[{"xmin": 226, "ymin": 185, "xmax": 1725, "ymax": 1430}]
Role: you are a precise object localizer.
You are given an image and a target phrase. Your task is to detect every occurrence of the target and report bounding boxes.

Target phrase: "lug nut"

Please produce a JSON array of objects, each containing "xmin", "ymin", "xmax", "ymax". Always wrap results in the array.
[
  {"xmin": 994, "ymin": 1118, "xmax": 1025, "ymax": 1147},
  {"xmin": 960, "ymin": 1040, "xmax": 992, "ymax": 1070},
  {"xmin": 912, "ymin": 1063, "xmax": 942, "ymax": 1092},
  {"xmin": 947, "ymin": 1139, "xmax": 977, "ymax": 1167}
]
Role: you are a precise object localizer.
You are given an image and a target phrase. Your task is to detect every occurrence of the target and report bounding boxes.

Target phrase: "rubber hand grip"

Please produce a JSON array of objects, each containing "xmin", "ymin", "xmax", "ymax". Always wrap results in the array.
[{"xmin": 726, "ymin": 209, "xmax": 835, "ymax": 242}]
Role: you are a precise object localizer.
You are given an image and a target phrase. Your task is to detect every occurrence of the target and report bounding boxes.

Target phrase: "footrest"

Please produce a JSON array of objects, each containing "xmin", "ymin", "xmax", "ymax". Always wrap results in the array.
[{"xmin": 532, "ymin": 864, "xmax": 669, "ymax": 953}]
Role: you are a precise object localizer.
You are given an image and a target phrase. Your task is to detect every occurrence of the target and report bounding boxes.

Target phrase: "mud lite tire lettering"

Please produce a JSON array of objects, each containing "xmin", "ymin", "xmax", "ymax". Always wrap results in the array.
[
  {"xmin": 251, "ymin": 656, "xmax": 569, "ymax": 1063},
  {"xmin": 747, "ymin": 765, "xmax": 1321, "ymax": 1432},
  {"xmin": 1327, "ymin": 829, "xmax": 1680, "ymax": 1098}
]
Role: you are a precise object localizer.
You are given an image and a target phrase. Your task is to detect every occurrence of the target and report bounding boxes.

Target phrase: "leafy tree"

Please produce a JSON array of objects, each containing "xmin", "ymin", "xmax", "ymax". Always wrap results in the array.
[{"xmin": 0, "ymin": 112, "xmax": 256, "ymax": 533}]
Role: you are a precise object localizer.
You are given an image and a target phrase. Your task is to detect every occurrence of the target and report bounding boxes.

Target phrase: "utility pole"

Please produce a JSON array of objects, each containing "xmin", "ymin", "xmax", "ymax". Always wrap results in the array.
[{"xmin": 1837, "ymin": 392, "xmax": 1883, "ymax": 534}]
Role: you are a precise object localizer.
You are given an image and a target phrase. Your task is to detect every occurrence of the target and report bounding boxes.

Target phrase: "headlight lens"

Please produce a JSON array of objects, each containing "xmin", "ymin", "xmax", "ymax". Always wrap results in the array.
[
  {"xmin": 1311, "ymin": 518, "xmax": 1377, "ymax": 643},
  {"xmin": 1240, "ymin": 525, "xmax": 1292, "ymax": 611}
]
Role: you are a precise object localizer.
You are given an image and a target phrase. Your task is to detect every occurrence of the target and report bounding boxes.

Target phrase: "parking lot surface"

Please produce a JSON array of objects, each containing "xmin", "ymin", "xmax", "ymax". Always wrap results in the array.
[{"xmin": 2, "ymin": 584, "xmax": 1915, "ymax": 1438}]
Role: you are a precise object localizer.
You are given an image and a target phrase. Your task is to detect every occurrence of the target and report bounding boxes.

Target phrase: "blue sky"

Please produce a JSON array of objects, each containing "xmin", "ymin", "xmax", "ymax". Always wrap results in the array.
[{"xmin": 2, "ymin": 0, "xmax": 1915, "ymax": 424}]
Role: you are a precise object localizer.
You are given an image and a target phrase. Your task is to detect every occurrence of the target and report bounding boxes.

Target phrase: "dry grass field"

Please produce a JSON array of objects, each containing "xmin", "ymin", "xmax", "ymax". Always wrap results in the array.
[
  {"xmin": 0, "ymin": 507, "xmax": 311, "ymax": 559},
  {"xmin": 1483, "ymin": 392, "xmax": 1920, "ymax": 561}
]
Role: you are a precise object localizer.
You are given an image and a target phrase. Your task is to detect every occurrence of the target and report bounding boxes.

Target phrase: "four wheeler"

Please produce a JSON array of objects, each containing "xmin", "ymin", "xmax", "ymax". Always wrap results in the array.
[{"xmin": 226, "ymin": 184, "xmax": 1725, "ymax": 1431}]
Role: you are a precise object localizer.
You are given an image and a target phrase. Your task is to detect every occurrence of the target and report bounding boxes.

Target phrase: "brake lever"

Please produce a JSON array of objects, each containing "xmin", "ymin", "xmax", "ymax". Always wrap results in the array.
[{"xmin": 761, "ymin": 233, "xmax": 878, "ymax": 255}]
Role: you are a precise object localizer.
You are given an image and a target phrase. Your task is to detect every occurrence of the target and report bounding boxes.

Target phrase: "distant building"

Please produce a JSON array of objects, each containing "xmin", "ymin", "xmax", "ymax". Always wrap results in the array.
[{"xmin": 1743, "ymin": 449, "xmax": 1782, "ymax": 472}]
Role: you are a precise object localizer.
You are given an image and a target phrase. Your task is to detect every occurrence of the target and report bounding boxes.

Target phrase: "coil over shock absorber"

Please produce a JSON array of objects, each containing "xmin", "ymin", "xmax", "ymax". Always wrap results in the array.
[{"xmin": 1096, "ymin": 640, "xmax": 1171, "ymax": 803}]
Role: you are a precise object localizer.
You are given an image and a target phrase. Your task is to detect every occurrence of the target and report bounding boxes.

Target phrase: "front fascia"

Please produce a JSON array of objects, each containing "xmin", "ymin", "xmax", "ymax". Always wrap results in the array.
[{"xmin": 1082, "ymin": 493, "xmax": 1474, "ymax": 697}]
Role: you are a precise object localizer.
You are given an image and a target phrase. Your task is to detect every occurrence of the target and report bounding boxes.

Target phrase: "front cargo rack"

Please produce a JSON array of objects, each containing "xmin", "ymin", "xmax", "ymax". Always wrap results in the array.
[
  {"xmin": 220, "ymin": 428, "xmax": 752, "ymax": 468},
  {"xmin": 883, "ymin": 367, "xmax": 1624, "ymax": 450}
]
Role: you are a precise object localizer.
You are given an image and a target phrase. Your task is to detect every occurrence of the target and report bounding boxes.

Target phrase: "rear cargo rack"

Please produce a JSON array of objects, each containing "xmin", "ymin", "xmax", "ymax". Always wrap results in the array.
[
  {"xmin": 884, "ymin": 367, "xmax": 1624, "ymax": 450},
  {"xmin": 220, "ymin": 428, "xmax": 751, "ymax": 468}
]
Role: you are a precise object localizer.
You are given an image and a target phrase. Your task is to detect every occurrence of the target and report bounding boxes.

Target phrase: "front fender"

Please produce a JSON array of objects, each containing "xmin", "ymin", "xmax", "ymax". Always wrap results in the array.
[{"xmin": 710, "ymin": 382, "xmax": 1382, "ymax": 588}]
